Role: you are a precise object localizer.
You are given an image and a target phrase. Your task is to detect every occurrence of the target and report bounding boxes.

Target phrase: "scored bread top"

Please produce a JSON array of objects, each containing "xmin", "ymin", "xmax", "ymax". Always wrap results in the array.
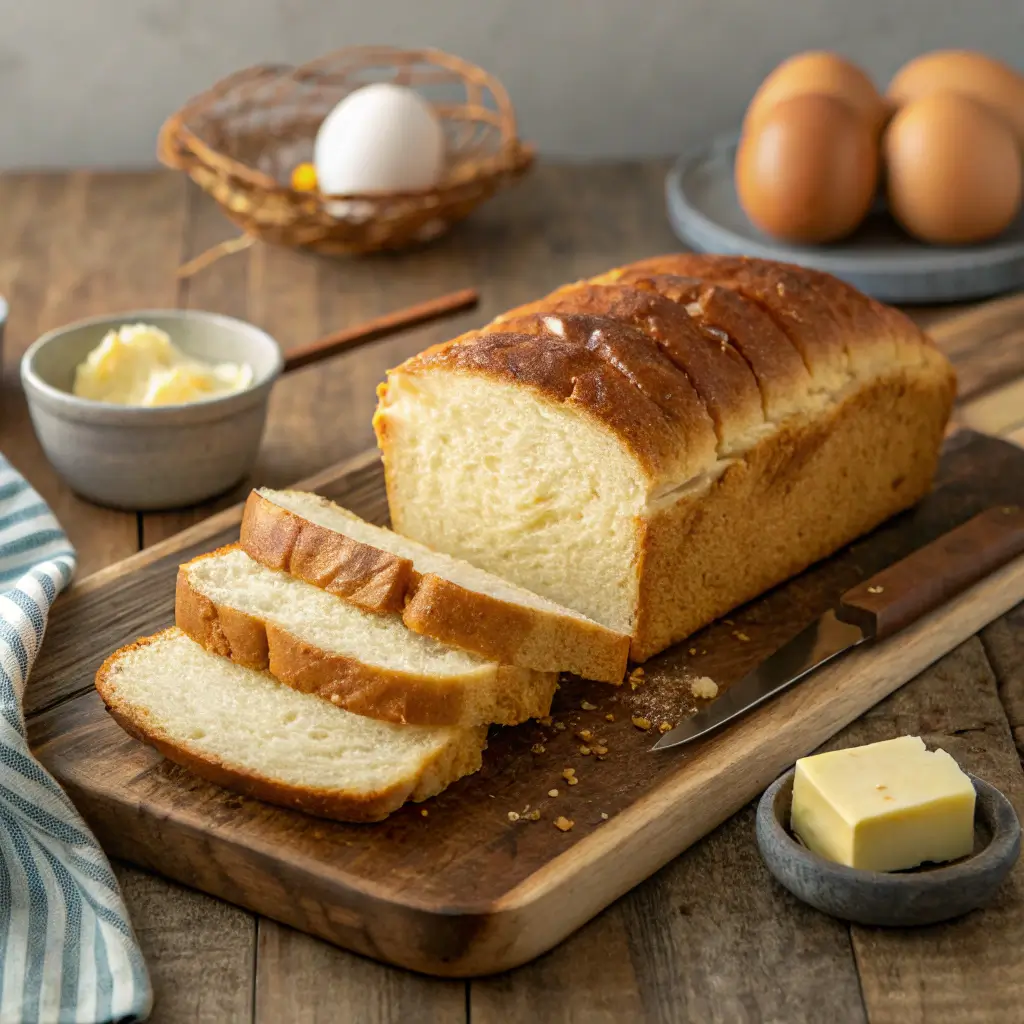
[
  {"xmin": 241, "ymin": 488, "xmax": 630, "ymax": 683},
  {"xmin": 381, "ymin": 253, "xmax": 955, "ymax": 492},
  {"xmin": 498, "ymin": 287, "xmax": 766, "ymax": 455},
  {"xmin": 599, "ymin": 273, "xmax": 814, "ymax": 422},
  {"xmin": 609, "ymin": 254, "xmax": 925, "ymax": 381}
]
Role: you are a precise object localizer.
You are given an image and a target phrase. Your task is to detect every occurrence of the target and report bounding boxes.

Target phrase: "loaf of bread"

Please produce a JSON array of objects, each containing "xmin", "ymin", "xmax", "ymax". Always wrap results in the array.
[{"xmin": 374, "ymin": 254, "xmax": 955, "ymax": 661}]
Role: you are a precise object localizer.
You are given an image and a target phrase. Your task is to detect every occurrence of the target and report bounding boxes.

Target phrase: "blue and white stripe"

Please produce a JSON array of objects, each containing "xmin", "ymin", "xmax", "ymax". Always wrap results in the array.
[{"xmin": 0, "ymin": 457, "xmax": 152, "ymax": 1023}]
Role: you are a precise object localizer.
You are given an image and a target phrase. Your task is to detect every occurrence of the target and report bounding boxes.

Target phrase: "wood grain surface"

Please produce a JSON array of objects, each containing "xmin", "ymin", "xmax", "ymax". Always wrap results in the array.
[
  {"xmin": 27, "ymin": 431, "xmax": 1024, "ymax": 977},
  {"xmin": 4, "ymin": 165, "xmax": 1024, "ymax": 1020}
]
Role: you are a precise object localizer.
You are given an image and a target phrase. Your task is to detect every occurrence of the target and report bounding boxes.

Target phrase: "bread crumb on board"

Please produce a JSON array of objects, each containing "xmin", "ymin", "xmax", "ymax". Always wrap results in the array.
[
  {"xmin": 548, "ymin": 789, "xmax": 559, "ymax": 797},
  {"xmin": 510, "ymin": 807, "xmax": 542, "ymax": 822},
  {"xmin": 690, "ymin": 676, "xmax": 719, "ymax": 700},
  {"xmin": 555, "ymin": 816, "xmax": 574, "ymax": 832}
]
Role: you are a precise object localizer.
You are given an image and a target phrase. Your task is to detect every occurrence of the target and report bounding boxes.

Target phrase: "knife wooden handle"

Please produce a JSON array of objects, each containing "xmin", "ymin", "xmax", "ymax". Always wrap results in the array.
[{"xmin": 837, "ymin": 506, "xmax": 1024, "ymax": 640}]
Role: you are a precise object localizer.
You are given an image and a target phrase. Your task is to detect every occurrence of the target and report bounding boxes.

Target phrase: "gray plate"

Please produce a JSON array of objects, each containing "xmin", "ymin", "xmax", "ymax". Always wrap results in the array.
[
  {"xmin": 665, "ymin": 135, "xmax": 1024, "ymax": 303},
  {"xmin": 756, "ymin": 768, "xmax": 1021, "ymax": 927}
]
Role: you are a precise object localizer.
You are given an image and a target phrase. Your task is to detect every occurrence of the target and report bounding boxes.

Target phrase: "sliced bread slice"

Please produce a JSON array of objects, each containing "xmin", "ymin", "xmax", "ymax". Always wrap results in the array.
[
  {"xmin": 95, "ymin": 629, "xmax": 487, "ymax": 823},
  {"xmin": 175, "ymin": 545, "xmax": 558, "ymax": 728},
  {"xmin": 240, "ymin": 488, "xmax": 630, "ymax": 684}
]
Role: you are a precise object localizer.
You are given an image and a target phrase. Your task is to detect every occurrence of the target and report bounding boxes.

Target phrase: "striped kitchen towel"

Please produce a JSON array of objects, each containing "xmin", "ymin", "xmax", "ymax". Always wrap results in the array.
[{"xmin": 0, "ymin": 457, "xmax": 152, "ymax": 1023}]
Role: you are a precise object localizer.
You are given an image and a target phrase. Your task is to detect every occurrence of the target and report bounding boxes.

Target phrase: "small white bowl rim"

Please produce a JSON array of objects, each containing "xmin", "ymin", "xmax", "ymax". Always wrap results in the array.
[{"xmin": 21, "ymin": 307, "xmax": 284, "ymax": 421}]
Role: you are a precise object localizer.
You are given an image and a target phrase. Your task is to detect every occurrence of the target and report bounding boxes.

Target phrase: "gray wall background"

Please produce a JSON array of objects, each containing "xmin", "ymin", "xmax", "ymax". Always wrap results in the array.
[{"xmin": 1, "ymin": 0, "xmax": 1022, "ymax": 169}]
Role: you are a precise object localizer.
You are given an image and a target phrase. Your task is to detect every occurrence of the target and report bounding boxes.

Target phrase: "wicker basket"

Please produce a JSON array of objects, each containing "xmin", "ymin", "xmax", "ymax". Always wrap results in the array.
[{"xmin": 158, "ymin": 46, "xmax": 534, "ymax": 272}]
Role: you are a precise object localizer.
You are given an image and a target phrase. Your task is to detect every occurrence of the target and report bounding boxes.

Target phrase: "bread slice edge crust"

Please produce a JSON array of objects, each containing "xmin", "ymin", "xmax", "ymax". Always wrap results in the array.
[{"xmin": 175, "ymin": 548, "xmax": 558, "ymax": 728}]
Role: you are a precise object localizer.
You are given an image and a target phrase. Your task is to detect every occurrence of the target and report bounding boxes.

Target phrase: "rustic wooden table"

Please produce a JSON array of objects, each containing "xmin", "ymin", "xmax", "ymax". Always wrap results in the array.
[{"xmin": 2, "ymin": 164, "xmax": 1023, "ymax": 1023}]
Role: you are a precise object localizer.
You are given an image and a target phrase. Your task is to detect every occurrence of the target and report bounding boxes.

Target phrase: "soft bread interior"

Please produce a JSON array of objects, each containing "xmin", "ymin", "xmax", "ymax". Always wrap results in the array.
[
  {"xmin": 187, "ymin": 547, "xmax": 493, "ymax": 678},
  {"xmin": 261, "ymin": 488, "xmax": 608, "ymax": 624},
  {"xmin": 378, "ymin": 372, "xmax": 646, "ymax": 634},
  {"xmin": 102, "ymin": 630, "xmax": 478, "ymax": 793}
]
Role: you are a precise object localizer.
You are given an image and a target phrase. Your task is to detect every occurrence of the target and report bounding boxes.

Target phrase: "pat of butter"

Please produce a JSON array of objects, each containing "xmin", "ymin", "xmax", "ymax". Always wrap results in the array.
[
  {"xmin": 72, "ymin": 323, "xmax": 253, "ymax": 407},
  {"xmin": 791, "ymin": 736, "xmax": 975, "ymax": 872}
]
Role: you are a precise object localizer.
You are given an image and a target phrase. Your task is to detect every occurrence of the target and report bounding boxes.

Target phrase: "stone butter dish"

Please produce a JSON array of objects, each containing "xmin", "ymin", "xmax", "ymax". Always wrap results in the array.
[
  {"xmin": 756, "ymin": 768, "xmax": 1021, "ymax": 927},
  {"xmin": 21, "ymin": 309, "xmax": 283, "ymax": 511}
]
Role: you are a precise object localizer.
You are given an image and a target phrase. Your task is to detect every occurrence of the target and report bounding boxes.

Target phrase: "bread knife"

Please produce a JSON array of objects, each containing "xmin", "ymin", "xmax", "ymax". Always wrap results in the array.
[{"xmin": 652, "ymin": 505, "xmax": 1024, "ymax": 751}]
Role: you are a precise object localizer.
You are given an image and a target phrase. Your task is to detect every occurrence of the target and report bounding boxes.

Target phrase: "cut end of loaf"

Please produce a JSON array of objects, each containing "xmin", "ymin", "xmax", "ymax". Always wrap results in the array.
[
  {"xmin": 376, "ymin": 370, "xmax": 645, "ymax": 635},
  {"xmin": 95, "ymin": 628, "xmax": 486, "ymax": 823}
]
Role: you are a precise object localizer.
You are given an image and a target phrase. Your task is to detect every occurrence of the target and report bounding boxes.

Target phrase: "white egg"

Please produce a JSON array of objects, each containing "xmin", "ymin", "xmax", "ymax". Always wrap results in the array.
[{"xmin": 313, "ymin": 82, "xmax": 445, "ymax": 196}]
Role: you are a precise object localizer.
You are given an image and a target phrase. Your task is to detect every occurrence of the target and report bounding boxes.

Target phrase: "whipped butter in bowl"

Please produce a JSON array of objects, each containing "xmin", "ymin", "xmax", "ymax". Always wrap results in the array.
[
  {"xmin": 72, "ymin": 322, "xmax": 254, "ymax": 407},
  {"xmin": 21, "ymin": 309, "xmax": 283, "ymax": 510}
]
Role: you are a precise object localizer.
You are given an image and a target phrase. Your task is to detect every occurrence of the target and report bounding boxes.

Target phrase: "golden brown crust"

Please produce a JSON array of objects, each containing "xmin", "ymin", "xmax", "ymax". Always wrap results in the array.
[
  {"xmin": 496, "ymin": 290, "xmax": 762, "ymax": 452},
  {"xmin": 402, "ymin": 573, "xmax": 629, "ymax": 683},
  {"xmin": 613, "ymin": 254, "xmax": 930, "ymax": 383},
  {"xmin": 611, "ymin": 254, "xmax": 849, "ymax": 382},
  {"xmin": 239, "ymin": 491, "xmax": 413, "ymax": 615},
  {"xmin": 241, "ymin": 490, "xmax": 629, "ymax": 682},
  {"xmin": 495, "ymin": 305, "xmax": 728, "ymax": 439},
  {"xmin": 95, "ymin": 630, "xmax": 486, "ymax": 823},
  {"xmin": 174, "ymin": 548, "xmax": 558, "ymax": 727},
  {"xmin": 174, "ymin": 565, "xmax": 270, "ymax": 669},
  {"xmin": 603, "ymin": 272, "xmax": 814, "ymax": 422},
  {"xmin": 631, "ymin": 363, "xmax": 955, "ymax": 659}
]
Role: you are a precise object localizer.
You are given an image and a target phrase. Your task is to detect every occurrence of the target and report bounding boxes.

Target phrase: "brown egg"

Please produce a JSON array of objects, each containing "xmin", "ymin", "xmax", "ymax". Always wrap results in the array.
[
  {"xmin": 888, "ymin": 50, "xmax": 1024, "ymax": 148},
  {"xmin": 736, "ymin": 93, "xmax": 879, "ymax": 243},
  {"xmin": 745, "ymin": 51, "xmax": 889, "ymax": 136},
  {"xmin": 884, "ymin": 92, "xmax": 1022, "ymax": 245}
]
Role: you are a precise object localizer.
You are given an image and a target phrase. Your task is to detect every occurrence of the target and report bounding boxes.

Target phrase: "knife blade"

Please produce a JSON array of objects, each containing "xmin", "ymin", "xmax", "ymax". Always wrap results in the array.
[{"xmin": 652, "ymin": 504, "xmax": 1024, "ymax": 751}]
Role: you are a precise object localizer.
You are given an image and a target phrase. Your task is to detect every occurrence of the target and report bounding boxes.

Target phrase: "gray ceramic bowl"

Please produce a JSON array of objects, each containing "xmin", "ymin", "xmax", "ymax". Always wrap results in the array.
[
  {"xmin": 756, "ymin": 768, "xmax": 1021, "ymax": 927},
  {"xmin": 21, "ymin": 309, "xmax": 283, "ymax": 511}
]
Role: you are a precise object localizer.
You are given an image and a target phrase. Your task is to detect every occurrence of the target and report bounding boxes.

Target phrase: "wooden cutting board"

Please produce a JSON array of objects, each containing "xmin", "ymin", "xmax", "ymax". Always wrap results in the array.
[{"xmin": 26, "ymin": 430, "xmax": 1024, "ymax": 978}]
